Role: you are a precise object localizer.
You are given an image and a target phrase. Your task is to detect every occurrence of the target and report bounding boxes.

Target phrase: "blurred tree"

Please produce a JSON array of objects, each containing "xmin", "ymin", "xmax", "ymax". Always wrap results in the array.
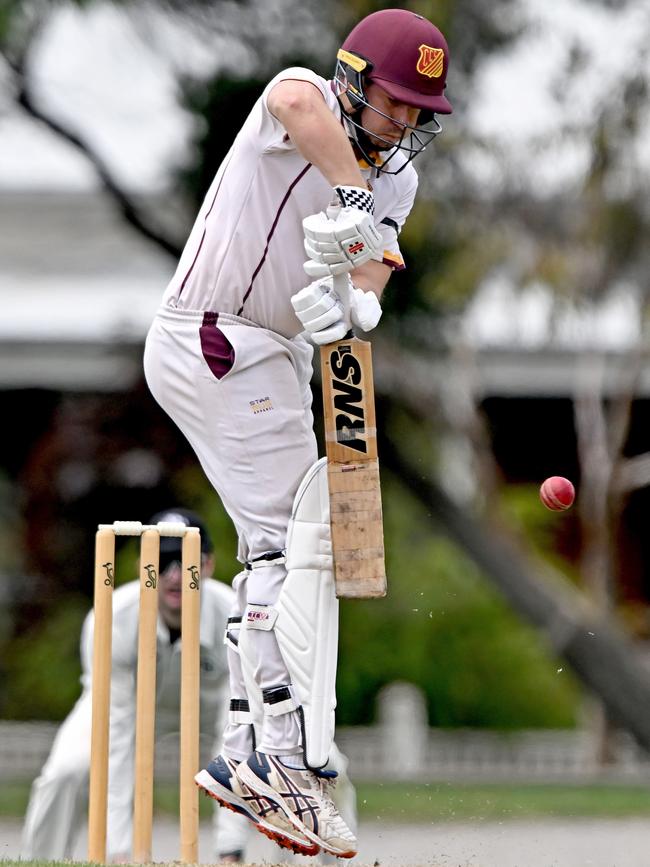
[
  {"xmin": 338, "ymin": 477, "xmax": 580, "ymax": 727},
  {"xmin": 468, "ymin": 0, "xmax": 650, "ymax": 757}
]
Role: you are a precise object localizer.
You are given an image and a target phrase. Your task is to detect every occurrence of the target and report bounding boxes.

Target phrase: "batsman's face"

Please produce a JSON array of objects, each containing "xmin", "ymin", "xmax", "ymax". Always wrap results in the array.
[{"xmin": 361, "ymin": 82, "xmax": 421, "ymax": 149}]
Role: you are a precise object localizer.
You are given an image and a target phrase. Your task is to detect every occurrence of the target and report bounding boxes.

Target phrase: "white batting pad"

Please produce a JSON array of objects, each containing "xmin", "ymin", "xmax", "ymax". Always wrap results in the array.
[
  {"xmin": 237, "ymin": 627, "xmax": 264, "ymax": 745},
  {"xmin": 275, "ymin": 457, "xmax": 338, "ymax": 768}
]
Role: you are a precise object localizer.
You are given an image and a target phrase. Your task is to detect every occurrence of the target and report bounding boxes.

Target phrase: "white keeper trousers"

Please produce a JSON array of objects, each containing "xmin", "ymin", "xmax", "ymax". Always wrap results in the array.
[
  {"xmin": 144, "ymin": 307, "xmax": 318, "ymax": 754},
  {"xmin": 21, "ymin": 708, "xmax": 355, "ymax": 863},
  {"xmin": 20, "ymin": 691, "xmax": 249, "ymax": 860}
]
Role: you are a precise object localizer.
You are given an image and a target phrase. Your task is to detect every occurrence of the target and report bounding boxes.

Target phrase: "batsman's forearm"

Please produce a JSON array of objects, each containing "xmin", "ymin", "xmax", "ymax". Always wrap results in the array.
[
  {"xmin": 270, "ymin": 83, "xmax": 367, "ymax": 189},
  {"xmin": 351, "ymin": 259, "xmax": 392, "ymax": 300},
  {"xmin": 291, "ymin": 111, "xmax": 365, "ymax": 188}
]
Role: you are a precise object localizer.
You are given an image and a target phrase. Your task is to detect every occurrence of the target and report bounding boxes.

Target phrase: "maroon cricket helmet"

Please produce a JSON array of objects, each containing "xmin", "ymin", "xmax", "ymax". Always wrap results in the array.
[{"xmin": 341, "ymin": 9, "xmax": 452, "ymax": 115}]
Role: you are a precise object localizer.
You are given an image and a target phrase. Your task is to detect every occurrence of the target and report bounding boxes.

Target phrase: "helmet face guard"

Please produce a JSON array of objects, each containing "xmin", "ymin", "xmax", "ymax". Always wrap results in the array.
[{"xmin": 334, "ymin": 52, "xmax": 442, "ymax": 176}]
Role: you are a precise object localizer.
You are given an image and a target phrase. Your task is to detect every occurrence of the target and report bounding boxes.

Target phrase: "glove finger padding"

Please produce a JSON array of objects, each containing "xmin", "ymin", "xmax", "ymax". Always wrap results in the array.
[
  {"xmin": 309, "ymin": 319, "xmax": 348, "ymax": 345},
  {"xmin": 302, "ymin": 199, "xmax": 382, "ymax": 278},
  {"xmin": 291, "ymin": 277, "xmax": 351, "ymax": 345},
  {"xmin": 303, "ymin": 257, "xmax": 353, "ymax": 279},
  {"xmin": 302, "ymin": 302, "xmax": 344, "ymax": 334},
  {"xmin": 291, "ymin": 281, "xmax": 338, "ymax": 314}
]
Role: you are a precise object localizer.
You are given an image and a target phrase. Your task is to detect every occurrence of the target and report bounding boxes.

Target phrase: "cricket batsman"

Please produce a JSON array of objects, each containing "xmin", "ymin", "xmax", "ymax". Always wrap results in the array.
[{"xmin": 144, "ymin": 8, "xmax": 452, "ymax": 858}]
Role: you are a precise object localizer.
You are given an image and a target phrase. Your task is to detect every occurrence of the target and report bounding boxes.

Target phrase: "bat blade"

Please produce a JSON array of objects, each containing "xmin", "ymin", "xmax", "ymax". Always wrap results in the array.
[{"xmin": 321, "ymin": 334, "xmax": 387, "ymax": 599}]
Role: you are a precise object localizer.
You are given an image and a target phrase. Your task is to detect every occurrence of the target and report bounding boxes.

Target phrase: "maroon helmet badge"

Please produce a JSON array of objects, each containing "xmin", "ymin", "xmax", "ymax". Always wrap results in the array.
[{"xmin": 416, "ymin": 44, "xmax": 445, "ymax": 79}]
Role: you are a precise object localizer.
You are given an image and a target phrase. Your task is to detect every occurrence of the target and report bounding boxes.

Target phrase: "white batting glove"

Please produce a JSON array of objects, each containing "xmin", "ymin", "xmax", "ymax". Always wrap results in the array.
[
  {"xmin": 303, "ymin": 185, "xmax": 382, "ymax": 279},
  {"xmin": 291, "ymin": 278, "xmax": 382, "ymax": 345},
  {"xmin": 291, "ymin": 276, "xmax": 349, "ymax": 345}
]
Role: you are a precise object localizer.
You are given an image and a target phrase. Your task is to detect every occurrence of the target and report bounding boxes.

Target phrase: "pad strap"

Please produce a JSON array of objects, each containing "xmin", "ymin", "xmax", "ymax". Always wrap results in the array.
[
  {"xmin": 262, "ymin": 684, "xmax": 299, "ymax": 717},
  {"xmin": 229, "ymin": 697, "xmax": 253, "ymax": 725},
  {"xmin": 245, "ymin": 550, "xmax": 286, "ymax": 570},
  {"xmin": 224, "ymin": 615, "xmax": 242, "ymax": 650}
]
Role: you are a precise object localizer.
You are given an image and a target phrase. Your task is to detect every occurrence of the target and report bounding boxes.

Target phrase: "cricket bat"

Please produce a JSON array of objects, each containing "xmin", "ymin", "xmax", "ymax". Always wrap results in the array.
[{"xmin": 321, "ymin": 273, "xmax": 387, "ymax": 599}]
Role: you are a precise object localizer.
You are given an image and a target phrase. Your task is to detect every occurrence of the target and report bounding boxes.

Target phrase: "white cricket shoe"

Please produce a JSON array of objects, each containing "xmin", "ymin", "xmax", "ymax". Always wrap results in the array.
[
  {"xmin": 195, "ymin": 754, "xmax": 319, "ymax": 856},
  {"xmin": 236, "ymin": 751, "xmax": 357, "ymax": 858}
]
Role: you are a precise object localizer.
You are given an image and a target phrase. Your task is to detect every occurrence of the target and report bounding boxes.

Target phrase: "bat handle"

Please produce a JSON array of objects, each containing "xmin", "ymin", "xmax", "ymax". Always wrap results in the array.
[{"xmin": 332, "ymin": 272, "xmax": 352, "ymax": 335}]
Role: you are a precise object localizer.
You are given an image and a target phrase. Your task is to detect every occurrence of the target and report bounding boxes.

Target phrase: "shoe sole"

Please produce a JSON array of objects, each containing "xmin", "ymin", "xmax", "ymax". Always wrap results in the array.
[
  {"xmin": 194, "ymin": 769, "xmax": 320, "ymax": 857},
  {"xmin": 236, "ymin": 762, "xmax": 357, "ymax": 858}
]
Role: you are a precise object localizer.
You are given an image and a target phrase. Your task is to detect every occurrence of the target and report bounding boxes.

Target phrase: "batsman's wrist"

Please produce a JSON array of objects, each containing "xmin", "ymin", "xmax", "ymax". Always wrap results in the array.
[{"xmin": 333, "ymin": 184, "xmax": 374, "ymax": 214}]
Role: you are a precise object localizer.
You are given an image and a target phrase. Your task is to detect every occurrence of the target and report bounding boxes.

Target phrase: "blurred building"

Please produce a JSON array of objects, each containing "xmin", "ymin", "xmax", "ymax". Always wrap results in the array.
[
  {"xmin": 1, "ymin": 190, "xmax": 172, "ymax": 391},
  {"xmin": 0, "ymin": 190, "xmax": 192, "ymax": 661}
]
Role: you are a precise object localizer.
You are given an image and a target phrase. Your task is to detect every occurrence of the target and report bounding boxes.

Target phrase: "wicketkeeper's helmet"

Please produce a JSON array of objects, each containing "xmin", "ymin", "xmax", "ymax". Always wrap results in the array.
[
  {"xmin": 335, "ymin": 9, "xmax": 452, "ymax": 174},
  {"xmin": 149, "ymin": 507, "xmax": 214, "ymax": 572}
]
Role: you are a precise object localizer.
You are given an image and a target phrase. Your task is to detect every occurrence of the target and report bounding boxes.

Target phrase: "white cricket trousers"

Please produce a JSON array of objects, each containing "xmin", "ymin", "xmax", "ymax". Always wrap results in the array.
[{"xmin": 144, "ymin": 307, "xmax": 318, "ymax": 755}]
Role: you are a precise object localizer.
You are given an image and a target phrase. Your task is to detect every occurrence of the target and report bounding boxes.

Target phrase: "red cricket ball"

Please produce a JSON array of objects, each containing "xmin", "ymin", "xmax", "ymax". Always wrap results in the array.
[{"xmin": 540, "ymin": 476, "xmax": 575, "ymax": 511}]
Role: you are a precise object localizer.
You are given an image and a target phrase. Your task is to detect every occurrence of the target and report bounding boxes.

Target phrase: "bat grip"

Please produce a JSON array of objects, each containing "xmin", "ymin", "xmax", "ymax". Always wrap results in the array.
[{"xmin": 332, "ymin": 272, "xmax": 353, "ymax": 337}]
